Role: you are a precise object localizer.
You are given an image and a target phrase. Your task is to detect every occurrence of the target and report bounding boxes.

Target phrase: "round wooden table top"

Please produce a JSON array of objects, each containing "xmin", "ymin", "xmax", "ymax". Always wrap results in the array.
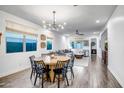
[{"xmin": 34, "ymin": 55, "xmax": 70, "ymax": 65}]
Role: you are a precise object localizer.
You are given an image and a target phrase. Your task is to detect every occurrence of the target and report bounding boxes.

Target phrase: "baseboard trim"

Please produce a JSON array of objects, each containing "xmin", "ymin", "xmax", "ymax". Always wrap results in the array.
[{"xmin": 108, "ymin": 65, "xmax": 124, "ymax": 88}]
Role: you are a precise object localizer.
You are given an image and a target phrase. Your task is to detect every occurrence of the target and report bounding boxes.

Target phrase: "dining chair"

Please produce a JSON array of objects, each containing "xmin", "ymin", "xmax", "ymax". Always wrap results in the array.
[
  {"xmin": 29, "ymin": 55, "xmax": 36, "ymax": 79},
  {"xmin": 34, "ymin": 60, "xmax": 51, "ymax": 88},
  {"xmin": 67, "ymin": 55, "xmax": 75, "ymax": 78},
  {"xmin": 53, "ymin": 60, "xmax": 70, "ymax": 88}
]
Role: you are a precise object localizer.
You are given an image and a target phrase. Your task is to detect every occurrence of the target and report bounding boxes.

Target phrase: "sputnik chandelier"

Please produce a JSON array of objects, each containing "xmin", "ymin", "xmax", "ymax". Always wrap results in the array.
[{"xmin": 42, "ymin": 11, "xmax": 66, "ymax": 31}]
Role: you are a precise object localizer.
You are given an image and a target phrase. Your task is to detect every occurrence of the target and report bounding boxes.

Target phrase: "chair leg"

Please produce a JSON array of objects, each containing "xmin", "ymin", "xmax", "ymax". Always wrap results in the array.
[
  {"xmin": 53, "ymin": 73, "xmax": 56, "ymax": 83},
  {"xmin": 46, "ymin": 73, "xmax": 48, "ymax": 81},
  {"xmin": 71, "ymin": 67, "xmax": 74, "ymax": 78},
  {"xmin": 30, "ymin": 69, "xmax": 33, "ymax": 79},
  {"xmin": 48, "ymin": 73, "xmax": 51, "ymax": 82},
  {"xmin": 65, "ymin": 73, "xmax": 69, "ymax": 86},
  {"xmin": 42, "ymin": 74, "xmax": 44, "ymax": 88},
  {"xmin": 33, "ymin": 70, "xmax": 35, "ymax": 76},
  {"xmin": 46, "ymin": 72, "xmax": 51, "ymax": 82},
  {"xmin": 34, "ymin": 73, "xmax": 38, "ymax": 86},
  {"xmin": 46, "ymin": 65, "xmax": 49, "ymax": 81},
  {"xmin": 58, "ymin": 74, "xmax": 60, "ymax": 88},
  {"xmin": 62, "ymin": 73, "xmax": 65, "ymax": 81}
]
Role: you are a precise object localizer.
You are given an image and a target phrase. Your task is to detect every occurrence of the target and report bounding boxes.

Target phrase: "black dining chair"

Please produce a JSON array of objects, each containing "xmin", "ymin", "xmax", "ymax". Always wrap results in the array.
[
  {"xmin": 34, "ymin": 60, "xmax": 51, "ymax": 88},
  {"xmin": 66, "ymin": 54, "xmax": 75, "ymax": 78},
  {"xmin": 53, "ymin": 60, "xmax": 70, "ymax": 88},
  {"xmin": 29, "ymin": 55, "xmax": 36, "ymax": 79}
]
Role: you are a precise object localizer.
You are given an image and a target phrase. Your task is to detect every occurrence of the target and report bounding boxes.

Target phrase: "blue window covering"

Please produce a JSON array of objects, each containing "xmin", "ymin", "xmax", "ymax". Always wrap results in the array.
[
  {"xmin": 26, "ymin": 35, "xmax": 37, "ymax": 51},
  {"xmin": 71, "ymin": 42, "xmax": 74, "ymax": 49},
  {"xmin": 47, "ymin": 38, "xmax": 52, "ymax": 50},
  {"xmin": 6, "ymin": 32, "xmax": 23, "ymax": 53}
]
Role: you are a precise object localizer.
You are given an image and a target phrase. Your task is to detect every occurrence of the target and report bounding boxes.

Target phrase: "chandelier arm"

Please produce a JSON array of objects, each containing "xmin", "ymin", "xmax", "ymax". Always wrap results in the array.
[
  {"xmin": 53, "ymin": 11, "xmax": 56, "ymax": 27},
  {"xmin": 42, "ymin": 10, "xmax": 65, "ymax": 31}
]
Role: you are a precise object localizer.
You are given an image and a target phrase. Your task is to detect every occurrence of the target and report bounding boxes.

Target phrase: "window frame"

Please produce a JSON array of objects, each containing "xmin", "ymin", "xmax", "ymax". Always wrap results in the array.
[
  {"xmin": 46, "ymin": 38, "xmax": 53, "ymax": 50},
  {"xmin": 25, "ymin": 34, "xmax": 37, "ymax": 52},
  {"xmin": 5, "ymin": 31, "xmax": 37, "ymax": 54}
]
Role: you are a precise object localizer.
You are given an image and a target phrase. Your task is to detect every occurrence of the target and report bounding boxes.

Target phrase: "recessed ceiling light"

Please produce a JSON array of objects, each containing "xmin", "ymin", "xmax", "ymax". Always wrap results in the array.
[{"xmin": 96, "ymin": 20, "xmax": 100, "ymax": 23}]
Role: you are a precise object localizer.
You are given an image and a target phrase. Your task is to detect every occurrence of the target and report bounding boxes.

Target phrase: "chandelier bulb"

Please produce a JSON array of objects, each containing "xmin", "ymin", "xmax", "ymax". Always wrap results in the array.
[
  {"xmin": 61, "ymin": 26, "xmax": 64, "ymax": 29},
  {"xmin": 58, "ymin": 24, "xmax": 61, "ymax": 27},
  {"xmin": 42, "ymin": 20, "xmax": 46, "ymax": 24},
  {"xmin": 64, "ymin": 22, "xmax": 67, "ymax": 25}
]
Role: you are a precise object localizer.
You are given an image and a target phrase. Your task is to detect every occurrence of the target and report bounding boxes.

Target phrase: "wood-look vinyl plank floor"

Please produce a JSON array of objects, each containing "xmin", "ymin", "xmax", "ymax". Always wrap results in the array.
[{"xmin": 0, "ymin": 55, "xmax": 122, "ymax": 88}]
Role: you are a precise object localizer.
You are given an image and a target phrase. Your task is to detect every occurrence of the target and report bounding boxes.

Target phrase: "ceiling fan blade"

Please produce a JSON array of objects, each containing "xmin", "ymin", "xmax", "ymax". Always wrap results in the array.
[
  {"xmin": 78, "ymin": 34, "xmax": 84, "ymax": 35},
  {"xmin": 75, "ymin": 29, "xmax": 84, "ymax": 36}
]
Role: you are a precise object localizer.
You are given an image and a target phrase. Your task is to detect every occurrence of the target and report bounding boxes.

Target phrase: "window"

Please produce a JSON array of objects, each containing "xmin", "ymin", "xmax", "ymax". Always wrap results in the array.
[
  {"xmin": 47, "ymin": 38, "xmax": 52, "ymax": 50},
  {"xmin": 70, "ymin": 41, "xmax": 83, "ymax": 49},
  {"xmin": 6, "ymin": 31, "xmax": 37, "ymax": 53},
  {"xmin": 71, "ymin": 42, "xmax": 75, "ymax": 49},
  {"xmin": 26, "ymin": 35, "xmax": 37, "ymax": 51},
  {"xmin": 6, "ymin": 32, "xmax": 23, "ymax": 53},
  {"xmin": 70, "ymin": 40, "xmax": 89, "ymax": 49},
  {"xmin": 76, "ymin": 42, "xmax": 83, "ymax": 48}
]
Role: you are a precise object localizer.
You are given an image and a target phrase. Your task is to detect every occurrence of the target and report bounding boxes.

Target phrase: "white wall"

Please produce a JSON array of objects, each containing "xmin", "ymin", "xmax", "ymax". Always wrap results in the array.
[
  {"xmin": 107, "ymin": 6, "xmax": 124, "ymax": 87},
  {"xmin": 0, "ymin": 11, "xmax": 67, "ymax": 77}
]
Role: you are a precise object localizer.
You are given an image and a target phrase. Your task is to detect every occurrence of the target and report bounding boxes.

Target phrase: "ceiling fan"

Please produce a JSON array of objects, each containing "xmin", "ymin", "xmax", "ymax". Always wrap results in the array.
[{"xmin": 75, "ymin": 29, "xmax": 84, "ymax": 35}]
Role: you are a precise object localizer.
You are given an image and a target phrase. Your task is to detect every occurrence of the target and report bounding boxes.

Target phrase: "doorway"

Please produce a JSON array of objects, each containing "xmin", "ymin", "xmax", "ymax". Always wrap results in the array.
[
  {"xmin": 101, "ymin": 30, "xmax": 108, "ymax": 65},
  {"xmin": 91, "ymin": 38, "xmax": 97, "ymax": 54}
]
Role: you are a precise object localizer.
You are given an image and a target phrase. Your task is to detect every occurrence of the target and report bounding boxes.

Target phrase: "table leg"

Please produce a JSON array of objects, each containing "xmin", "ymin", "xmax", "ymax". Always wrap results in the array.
[
  {"xmin": 49, "ymin": 65, "xmax": 64, "ymax": 82},
  {"xmin": 50, "ymin": 65, "xmax": 54, "ymax": 82}
]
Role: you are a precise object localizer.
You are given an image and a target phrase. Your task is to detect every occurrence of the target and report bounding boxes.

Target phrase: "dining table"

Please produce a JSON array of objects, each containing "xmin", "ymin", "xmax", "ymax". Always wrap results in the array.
[{"xmin": 34, "ymin": 55, "xmax": 70, "ymax": 82}]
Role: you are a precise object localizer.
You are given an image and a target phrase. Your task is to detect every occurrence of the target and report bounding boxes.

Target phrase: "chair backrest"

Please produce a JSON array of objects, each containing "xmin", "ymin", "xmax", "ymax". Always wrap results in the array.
[
  {"xmin": 34, "ymin": 60, "xmax": 46, "ymax": 70},
  {"xmin": 55, "ymin": 60, "xmax": 70, "ymax": 70},
  {"xmin": 29, "ymin": 55, "xmax": 35, "ymax": 69}
]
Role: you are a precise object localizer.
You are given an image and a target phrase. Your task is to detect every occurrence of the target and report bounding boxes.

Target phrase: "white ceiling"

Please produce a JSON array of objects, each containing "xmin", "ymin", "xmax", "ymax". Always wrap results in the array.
[{"xmin": 0, "ymin": 5, "xmax": 116, "ymax": 35}]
